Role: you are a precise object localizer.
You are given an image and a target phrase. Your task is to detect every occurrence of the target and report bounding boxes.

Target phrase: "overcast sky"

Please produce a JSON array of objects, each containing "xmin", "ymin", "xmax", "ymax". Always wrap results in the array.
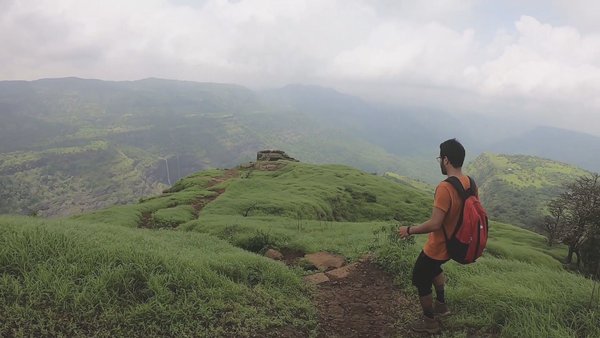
[{"xmin": 1, "ymin": 0, "xmax": 600, "ymax": 136}]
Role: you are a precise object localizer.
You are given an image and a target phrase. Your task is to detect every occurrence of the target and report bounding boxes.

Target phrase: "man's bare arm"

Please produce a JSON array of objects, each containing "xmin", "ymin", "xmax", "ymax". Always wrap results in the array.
[{"xmin": 398, "ymin": 207, "xmax": 446, "ymax": 238}]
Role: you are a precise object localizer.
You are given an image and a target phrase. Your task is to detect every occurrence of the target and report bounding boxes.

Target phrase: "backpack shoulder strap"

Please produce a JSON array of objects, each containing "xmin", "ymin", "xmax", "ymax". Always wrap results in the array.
[
  {"xmin": 444, "ymin": 176, "xmax": 469, "ymax": 201},
  {"xmin": 442, "ymin": 176, "xmax": 476, "ymax": 241},
  {"xmin": 468, "ymin": 176, "xmax": 478, "ymax": 197}
]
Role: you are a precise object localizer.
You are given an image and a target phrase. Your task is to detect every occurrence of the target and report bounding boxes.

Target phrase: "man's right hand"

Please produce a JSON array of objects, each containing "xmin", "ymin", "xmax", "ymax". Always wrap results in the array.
[{"xmin": 398, "ymin": 226, "xmax": 410, "ymax": 239}]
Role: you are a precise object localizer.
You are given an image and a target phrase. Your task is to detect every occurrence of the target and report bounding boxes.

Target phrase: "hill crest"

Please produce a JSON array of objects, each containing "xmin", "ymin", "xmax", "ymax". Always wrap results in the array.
[{"xmin": 467, "ymin": 152, "xmax": 591, "ymax": 228}]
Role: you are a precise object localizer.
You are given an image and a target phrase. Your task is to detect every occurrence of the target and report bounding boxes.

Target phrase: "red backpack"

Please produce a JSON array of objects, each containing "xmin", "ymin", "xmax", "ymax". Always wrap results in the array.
[{"xmin": 442, "ymin": 176, "xmax": 489, "ymax": 264}]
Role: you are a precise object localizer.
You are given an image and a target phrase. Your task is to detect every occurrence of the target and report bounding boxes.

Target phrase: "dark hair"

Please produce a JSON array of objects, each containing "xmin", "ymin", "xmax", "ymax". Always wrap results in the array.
[{"xmin": 440, "ymin": 138, "xmax": 465, "ymax": 168}]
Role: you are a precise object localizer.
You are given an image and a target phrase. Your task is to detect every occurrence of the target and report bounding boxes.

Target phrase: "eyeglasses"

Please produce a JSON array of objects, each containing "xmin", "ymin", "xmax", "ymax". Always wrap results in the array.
[{"xmin": 436, "ymin": 156, "xmax": 443, "ymax": 163}]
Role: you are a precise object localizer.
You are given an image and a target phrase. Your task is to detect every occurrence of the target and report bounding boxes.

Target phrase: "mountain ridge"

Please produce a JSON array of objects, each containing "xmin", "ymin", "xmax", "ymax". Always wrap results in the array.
[{"xmin": 2, "ymin": 77, "xmax": 600, "ymax": 217}]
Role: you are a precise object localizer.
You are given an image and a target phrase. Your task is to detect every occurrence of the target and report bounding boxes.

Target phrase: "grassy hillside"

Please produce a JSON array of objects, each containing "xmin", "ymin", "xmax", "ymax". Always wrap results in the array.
[
  {"xmin": 75, "ymin": 162, "xmax": 432, "ymax": 228},
  {"xmin": 0, "ymin": 141, "xmax": 166, "ymax": 216},
  {"xmin": 0, "ymin": 215, "xmax": 315, "ymax": 337},
  {"xmin": 466, "ymin": 152, "xmax": 590, "ymax": 229},
  {"xmin": 1, "ymin": 160, "xmax": 599, "ymax": 336},
  {"xmin": 383, "ymin": 172, "xmax": 435, "ymax": 194},
  {"xmin": 1, "ymin": 160, "xmax": 598, "ymax": 337}
]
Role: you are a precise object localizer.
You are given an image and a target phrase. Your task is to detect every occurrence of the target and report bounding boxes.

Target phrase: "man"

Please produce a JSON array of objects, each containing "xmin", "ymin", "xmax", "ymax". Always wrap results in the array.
[{"xmin": 398, "ymin": 138, "xmax": 474, "ymax": 334}]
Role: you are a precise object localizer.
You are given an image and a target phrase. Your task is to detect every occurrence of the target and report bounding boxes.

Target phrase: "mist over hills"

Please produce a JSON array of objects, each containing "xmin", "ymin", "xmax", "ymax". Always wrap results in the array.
[
  {"xmin": 487, "ymin": 126, "xmax": 600, "ymax": 172},
  {"xmin": 1, "ymin": 77, "xmax": 599, "ymax": 216}
]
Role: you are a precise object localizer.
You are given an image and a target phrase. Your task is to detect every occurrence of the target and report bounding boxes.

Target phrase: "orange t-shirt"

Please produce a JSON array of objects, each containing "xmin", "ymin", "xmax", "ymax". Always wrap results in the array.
[{"xmin": 423, "ymin": 175, "xmax": 472, "ymax": 261}]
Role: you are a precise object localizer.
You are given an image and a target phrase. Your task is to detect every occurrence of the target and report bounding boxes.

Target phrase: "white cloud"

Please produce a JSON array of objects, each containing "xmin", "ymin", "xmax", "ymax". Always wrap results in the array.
[
  {"xmin": 326, "ymin": 22, "xmax": 476, "ymax": 85},
  {"xmin": 555, "ymin": 0, "xmax": 600, "ymax": 33},
  {"xmin": 1, "ymin": 0, "xmax": 600, "ymax": 135},
  {"xmin": 474, "ymin": 16, "xmax": 600, "ymax": 97}
]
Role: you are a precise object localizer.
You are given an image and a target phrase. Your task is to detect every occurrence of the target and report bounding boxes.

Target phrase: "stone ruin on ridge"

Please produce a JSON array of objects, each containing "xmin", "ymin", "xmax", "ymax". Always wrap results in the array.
[{"xmin": 256, "ymin": 150, "xmax": 298, "ymax": 162}]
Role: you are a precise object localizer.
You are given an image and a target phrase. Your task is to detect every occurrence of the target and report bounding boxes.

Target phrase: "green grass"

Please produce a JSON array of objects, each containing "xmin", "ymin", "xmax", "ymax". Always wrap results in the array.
[
  {"xmin": 202, "ymin": 162, "xmax": 431, "ymax": 222},
  {"xmin": 184, "ymin": 214, "xmax": 391, "ymax": 260},
  {"xmin": 374, "ymin": 221, "xmax": 599, "ymax": 338},
  {"xmin": 485, "ymin": 221, "xmax": 568, "ymax": 266},
  {"xmin": 0, "ymin": 215, "xmax": 316, "ymax": 337}
]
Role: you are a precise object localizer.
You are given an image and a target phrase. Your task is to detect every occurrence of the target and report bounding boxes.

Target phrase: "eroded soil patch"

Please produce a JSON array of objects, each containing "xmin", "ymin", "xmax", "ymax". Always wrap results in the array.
[{"xmin": 138, "ymin": 211, "xmax": 153, "ymax": 229}]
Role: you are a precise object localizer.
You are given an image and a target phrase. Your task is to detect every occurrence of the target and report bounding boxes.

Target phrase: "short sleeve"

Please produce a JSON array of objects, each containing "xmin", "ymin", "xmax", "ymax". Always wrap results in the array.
[{"xmin": 433, "ymin": 183, "xmax": 451, "ymax": 213}]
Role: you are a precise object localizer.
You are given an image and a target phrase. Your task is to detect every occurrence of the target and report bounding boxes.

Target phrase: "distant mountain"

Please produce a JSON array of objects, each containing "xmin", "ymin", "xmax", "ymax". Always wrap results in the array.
[
  {"xmin": 261, "ymin": 84, "xmax": 468, "ymax": 181},
  {"xmin": 466, "ymin": 153, "xmax": 590, "ymax": 229},
  {"xmin": 0, "ymin": 78, "xmax": 270, "ymax": 215},
  {"xmin": 0, "ymin": 78, "xmax": 409, "ymax": 216},
  {"xmin": 261, "ymin": 84, "xmax": 544, "ymax": 181},
  {"xmin": 262, "ymin": 84, "xmax": 460, "ymax": 155},
  {"xmin": 2, "ymin": 77, "xmax": 600, "ymax": 217},
  {"xmin": 487, "ymin": 126, "xmax": 600, "ymax": 173}
]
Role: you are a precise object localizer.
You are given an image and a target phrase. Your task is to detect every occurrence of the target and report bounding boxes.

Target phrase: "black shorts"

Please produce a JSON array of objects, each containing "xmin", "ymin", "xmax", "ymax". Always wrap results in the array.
[{"xmin": 412, "ymin": 251, "xmax": 449, "ymax": 296}]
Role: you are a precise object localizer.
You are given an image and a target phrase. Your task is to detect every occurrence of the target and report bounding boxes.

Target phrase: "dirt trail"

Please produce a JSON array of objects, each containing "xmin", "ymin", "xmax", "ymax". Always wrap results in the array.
[
  {"xmin": 313, "ymin": 260, "xmax": 429, "ymax": 338},
  {"xmin": 191, "ymin": 169, "xmax": 238, "ymax": 216},
  {"xmin": 138, "ymin": 169, "xmax": 239, "ymax": 228}
]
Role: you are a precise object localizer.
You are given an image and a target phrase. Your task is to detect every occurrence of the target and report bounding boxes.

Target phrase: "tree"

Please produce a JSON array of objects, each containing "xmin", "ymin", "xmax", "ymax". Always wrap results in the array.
[
  {"xmin": 541, "ymin": 198, "xmax": 567, "ymax": 246},
  {"xmin": 547, "ymin": 173, "xmax": 600, "ymax": 272}
]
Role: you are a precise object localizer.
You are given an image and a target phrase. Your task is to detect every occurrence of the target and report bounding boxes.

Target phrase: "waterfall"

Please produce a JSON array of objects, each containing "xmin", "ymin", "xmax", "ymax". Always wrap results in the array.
[{"xmin": 163, "ymin": 158, "xmax": 172, "ymax": 186}]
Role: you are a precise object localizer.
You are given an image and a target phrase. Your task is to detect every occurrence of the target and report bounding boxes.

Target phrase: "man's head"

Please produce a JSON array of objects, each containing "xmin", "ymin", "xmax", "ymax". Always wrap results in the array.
[{"xmin": 439, "ymin": 138, "xmax": 465, "ymax": 175}]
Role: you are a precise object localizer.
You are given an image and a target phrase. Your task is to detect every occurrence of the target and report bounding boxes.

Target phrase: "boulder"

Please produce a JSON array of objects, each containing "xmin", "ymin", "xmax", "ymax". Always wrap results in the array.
[
  {"xmin": 303, "ymin": 273, "xmax": 330, "ymax": 284},
  {"xmin": 265, "ymin": 249, "xmax": 284, "ymax": 261},
  {"xmin": 304, "ymin": 252, "xmax": 346, "ymax": 270},
  {"xmin": 325, "ymin": 263, "xmax": 358, "ymax": 280}
]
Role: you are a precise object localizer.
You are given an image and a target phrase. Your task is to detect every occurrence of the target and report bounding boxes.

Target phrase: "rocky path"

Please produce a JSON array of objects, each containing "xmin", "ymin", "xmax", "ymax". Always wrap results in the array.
[
  {"xmin": 311, "ymin": 259, "xmax": 433, "ymax": 338},
  {"xmin": 315, "ymin": 260, "xmax": 407, "ymax": 337},
  {"xmin": 263, "ymin": 250, "xmax": 433, "ymax": 338}
]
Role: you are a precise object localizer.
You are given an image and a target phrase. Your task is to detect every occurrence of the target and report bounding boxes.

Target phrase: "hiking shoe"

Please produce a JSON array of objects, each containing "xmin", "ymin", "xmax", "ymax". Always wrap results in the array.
[
  {"xmin": 411, "ymin": 315, "xmax": 440, "ymax": 334},
  {"xmin": 434, "ymin": 300, "xmax": 451, "ymax": 317}
]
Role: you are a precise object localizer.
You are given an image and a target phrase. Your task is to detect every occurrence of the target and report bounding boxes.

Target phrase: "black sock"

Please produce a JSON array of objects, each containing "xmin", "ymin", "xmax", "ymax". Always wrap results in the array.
[
  {"xmin": 424, "ymin": 309, "xmax": 434, "ymax": 319},
  {"xmin": 435, "ymin": 287, "xmax": 445, "ymax": 303}
]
